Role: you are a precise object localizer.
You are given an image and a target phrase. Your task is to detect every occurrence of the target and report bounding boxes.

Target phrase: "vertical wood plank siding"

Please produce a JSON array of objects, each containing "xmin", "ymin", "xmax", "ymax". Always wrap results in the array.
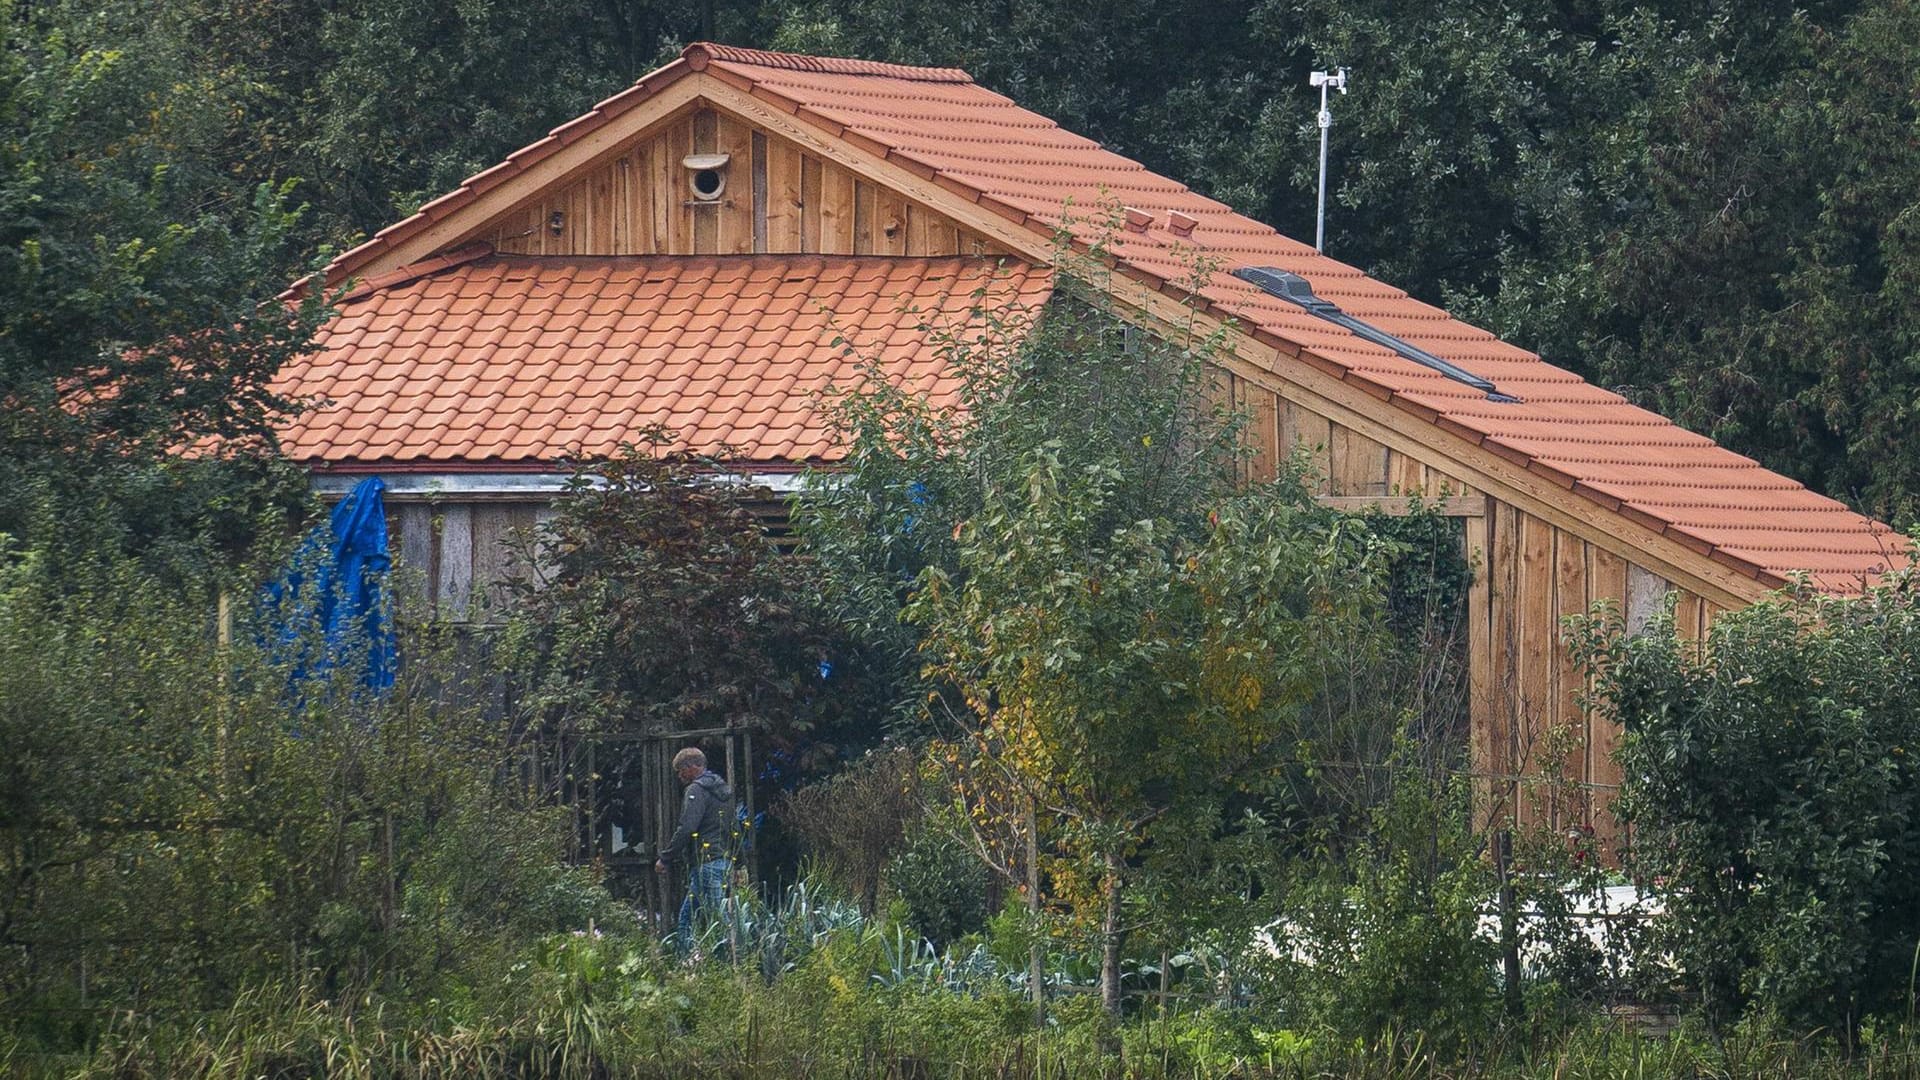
[
  {"xmin": 1232, "ymin": 389, "xmax": 1701, "ymax": 850},
  {"xmin": 483, "ymin": 107, "xmax": 1002, "ymax": 259},
  {"xmin": 1459, "ymin": 461, "xmax": 1716, "ymax": 850},
  {"xmin": 1586, "ymin": 546, "xmax": 1629, "ymax": 837},
  {"xmin": 388, "ymin": 502, "xmax": 545, "ymax": 624}
]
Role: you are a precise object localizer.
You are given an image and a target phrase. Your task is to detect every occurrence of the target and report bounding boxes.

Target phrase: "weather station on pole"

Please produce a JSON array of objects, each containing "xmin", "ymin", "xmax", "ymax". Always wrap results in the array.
[{"xmin": 1310, "ymin": 66, "xmax": 1348, "ymax": 252}]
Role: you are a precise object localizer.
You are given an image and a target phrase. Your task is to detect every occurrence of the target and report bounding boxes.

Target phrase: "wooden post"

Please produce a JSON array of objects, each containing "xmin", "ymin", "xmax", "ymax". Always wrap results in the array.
[
  {"xmin": 742, "ymin": 730, "xmax": 756, "ymax": 885},
  {"xmin": 383, "ymin": 809, "xmax": 397, "ymax": 986},
  {"xmin": 1465, "ymin": 511, "xmax": 1495, "ymax": 828},
  {"xmin": 1496, "ymin": 830, "xmax": 1523, "ymax": 1018},
  {"xmin": 1025, "ymin": 798, "xmax": 1045, "ymax": 1026},
  {"xmin": 215, "ymin": 591, "xmax": 232, "ymax": 776}
]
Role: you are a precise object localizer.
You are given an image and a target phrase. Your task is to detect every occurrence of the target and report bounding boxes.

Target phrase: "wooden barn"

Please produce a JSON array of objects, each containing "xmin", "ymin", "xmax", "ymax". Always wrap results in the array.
[{"xmin": 277, "ymin": 43, "xmax": 1910, "ymax": 844}]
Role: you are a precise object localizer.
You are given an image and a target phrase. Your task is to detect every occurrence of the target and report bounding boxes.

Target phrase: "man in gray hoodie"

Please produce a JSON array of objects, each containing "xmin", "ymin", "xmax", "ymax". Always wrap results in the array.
[{"xmin": 654, "ymin": 747, "xmax": 736, "ymax": 944}]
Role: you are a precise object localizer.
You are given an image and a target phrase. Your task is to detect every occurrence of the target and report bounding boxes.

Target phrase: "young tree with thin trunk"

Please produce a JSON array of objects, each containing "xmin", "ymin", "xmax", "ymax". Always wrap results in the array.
[{"xmin": 807, "ymin": 243, "xmax": 1399, "ymax": 1017}]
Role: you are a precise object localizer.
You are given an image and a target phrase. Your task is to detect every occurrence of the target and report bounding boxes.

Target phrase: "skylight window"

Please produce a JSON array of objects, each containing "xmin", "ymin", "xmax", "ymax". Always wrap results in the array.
[{"xmin": 1233, "ymin": 267, "xmax": 1518, "ymax": 403}]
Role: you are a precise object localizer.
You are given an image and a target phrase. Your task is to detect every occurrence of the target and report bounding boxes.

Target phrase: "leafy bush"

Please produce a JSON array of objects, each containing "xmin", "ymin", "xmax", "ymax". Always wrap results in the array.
[
  {"xmin": 1260, "ymin": 766, "xmax": 1500, "ymax": 1055},
  {"xmin": 888, "ymin": 810, "xmax": 990, "ymax": 947},
  {"xmin": 774, "ymin": 745, "xmax": 920, "ymax": 914},
  {"xmin": 0, "ymin": 550, "xmax": 607, "ymax": 1044},
  {"xmin": 501, "ymin": 441, "xmax": 892, "ymax": 764},
  {"xmin": 1573, "ymin": 575, "xmax": 1920, "ymax": 1033},
  {"xmin": 25, "ymin": 868, "xmax": 1920, "ymax": 1077}
]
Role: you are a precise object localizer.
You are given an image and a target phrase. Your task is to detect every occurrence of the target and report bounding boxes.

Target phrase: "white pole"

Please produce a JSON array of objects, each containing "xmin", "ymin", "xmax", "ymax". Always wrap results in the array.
[
  {"xmin": 1316, "ymin": 80, "xmax": 1330, "ymax": 251},
  {"xmin": 1310, "ymin": 68, "xmax": 1347, "ymax": 253}
]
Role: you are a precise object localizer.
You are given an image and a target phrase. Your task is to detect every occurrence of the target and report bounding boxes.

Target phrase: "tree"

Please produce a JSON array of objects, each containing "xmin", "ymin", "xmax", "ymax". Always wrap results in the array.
[
  {"xmin": 916, "ymin": 458, "xmax": 1396, "ymax": 1016},
  {"xmin": 0, "ymin": 0, "xmax": 330, "ymax": 572},
  {"xmin": 804, "ymin": 247, "xmax": 1403, "ymax": 1016},
  {"xmin": 502, "ymin": 438, "xmax": 889, "ymax": 760},
  {"xmin": 164, "ymin": 0, "xmax": 789, "ymax": 248}
]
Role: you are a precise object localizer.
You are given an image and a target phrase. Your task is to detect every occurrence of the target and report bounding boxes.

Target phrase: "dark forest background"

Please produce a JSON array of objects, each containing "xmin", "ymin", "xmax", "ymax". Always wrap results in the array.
[{"xmin": 6, "ymin": 0, "xmax": 1920, "ymax": 527}]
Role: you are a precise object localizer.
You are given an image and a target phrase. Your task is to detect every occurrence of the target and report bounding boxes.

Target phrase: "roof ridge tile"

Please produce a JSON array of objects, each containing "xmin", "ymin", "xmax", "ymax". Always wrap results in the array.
[{"xmin": 684, "ymin": 42, "xmax": 973, "ymax": 84}]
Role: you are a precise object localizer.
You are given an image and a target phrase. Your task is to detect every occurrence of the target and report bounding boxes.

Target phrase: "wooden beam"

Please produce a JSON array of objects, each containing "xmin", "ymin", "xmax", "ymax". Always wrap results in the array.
[
  {"xmin": 1465, "ymin": 511, "xmax": 1497, "ymax": 826},
  {"xmin": 1315, "ymin": 495, "xmax": 1485, "ymax": 517},
  {"xmin": 1516, "ymin": 512, "xmax": 1555, "ymax": 825},
  {"xmin": 714, "ymin": 112, "xmax": 755, "ymax": 254},
  {"xmin": 396, "ymin": 502, "xmax": 435, "ymax": 616},
  {"xmin": 1553, "ymin": 528, "xmax": 1589, "ymax": 827},
  {"xmin": 351, "ymin": 78, "xmax": 708, "ymax": 279},
  {"xmin": 1586, "ymin": 544, "xmax": 1629, "ymax": 846},
  {"xmin": 1099, "ymin": 277, "xmax": 1770, "ymax": 610}
]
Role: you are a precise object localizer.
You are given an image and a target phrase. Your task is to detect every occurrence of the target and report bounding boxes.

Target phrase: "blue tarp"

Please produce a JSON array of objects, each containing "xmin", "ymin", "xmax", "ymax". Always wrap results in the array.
[{"xmin": 261, "ymin": 476, "xmax": 397, "ymax": 696}]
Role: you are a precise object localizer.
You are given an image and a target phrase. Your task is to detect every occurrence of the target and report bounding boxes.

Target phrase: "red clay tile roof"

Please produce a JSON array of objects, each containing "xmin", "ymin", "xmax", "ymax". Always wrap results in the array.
[
  {"xmin": 688, "ymin": 43, "xmax": 972, "ymax": 82},
  {"xmin": 313, "ymin": 43, "xmax": 1909, "ymax": 592},
  {"xmin": 697, "ymin": 45, "xmax": 1911, "ymax": 591},
  {"xmin": 278, "ymin": 253, "xmax": 1050, "ymax": 466}
]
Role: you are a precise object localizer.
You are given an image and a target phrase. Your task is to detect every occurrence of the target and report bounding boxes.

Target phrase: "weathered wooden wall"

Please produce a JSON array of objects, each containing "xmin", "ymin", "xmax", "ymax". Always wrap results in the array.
[
  {"xmin": 1205, "ymin": 365, "xmax": 1724, "ymax": 848},
  {"xmin": 381, "ymin": 492, "xmax": 797, "ymax": 623},
  {"xmin": 386, "ymin": 501, "xmax": 549, "ymax": 624},
  {"xmin": 479, "ymin": 106, "xmax": 1006, "ymax": 259},
  {"xmin": 1205, "ymin": 367, "xmax": 1480, "ymax": 498},
  {"xmin": 1470, "ymin": 503, "xmax": 1722, "ymax": 845}
]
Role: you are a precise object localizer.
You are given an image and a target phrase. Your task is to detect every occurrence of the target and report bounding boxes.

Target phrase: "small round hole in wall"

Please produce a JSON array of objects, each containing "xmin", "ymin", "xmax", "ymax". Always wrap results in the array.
[{"xmin": 682, "ymin": 152, "xmax": 731, "ymax": 202}]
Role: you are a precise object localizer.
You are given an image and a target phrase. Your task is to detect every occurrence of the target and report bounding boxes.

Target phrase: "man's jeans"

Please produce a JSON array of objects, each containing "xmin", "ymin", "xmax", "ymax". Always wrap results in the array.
[{"xmin": 675, "ymin": 857, "xmax": 731, "ymax": 946}]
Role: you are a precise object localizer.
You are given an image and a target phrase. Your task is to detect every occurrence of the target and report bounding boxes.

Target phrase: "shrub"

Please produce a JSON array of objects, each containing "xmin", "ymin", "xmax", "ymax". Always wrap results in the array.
[
  {"xmin": 774, "ymin": 745, "xmax": 920, "ymax": 914},
  {"xmin": 0, "ymin": 550, "xmax": 606, "ymax": 1044},
  {"xmin": 888, "ymin": 810, "xmax": 990, "ymax": 947},
  {"xmin": 1573, "ymin": 574, "xmax": 1920, "ymax": 1034},
  {"xmin": 1257, "ymin": 765, "xmax": 1501, "ymax": 1056},
  {"xmin": 501, "ymin": 438, "xmax": 889, "ymax": 759}
]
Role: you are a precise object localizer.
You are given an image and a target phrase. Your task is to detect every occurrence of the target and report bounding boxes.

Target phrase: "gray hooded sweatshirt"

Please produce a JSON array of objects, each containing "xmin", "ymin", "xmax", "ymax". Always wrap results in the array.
[{"xmin": 663, "ymin": 770, "xmax": 735, "ymax": 866}]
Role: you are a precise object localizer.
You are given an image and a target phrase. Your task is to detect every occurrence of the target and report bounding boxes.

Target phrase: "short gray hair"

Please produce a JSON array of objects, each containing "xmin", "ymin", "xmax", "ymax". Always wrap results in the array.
[{"xmin": 672, "ymin": 747, "xmax": 706, "ymax": 772}]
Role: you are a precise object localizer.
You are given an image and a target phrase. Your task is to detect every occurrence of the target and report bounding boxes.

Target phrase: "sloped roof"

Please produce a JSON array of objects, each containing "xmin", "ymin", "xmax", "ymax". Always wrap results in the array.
[
  {"xmin": 314, "ymin": 42, "xmax": 1908, "ymax": 591},
  {"xmin": 278, "ymin": 252, "xmax": 1049, "ymax": 465}
]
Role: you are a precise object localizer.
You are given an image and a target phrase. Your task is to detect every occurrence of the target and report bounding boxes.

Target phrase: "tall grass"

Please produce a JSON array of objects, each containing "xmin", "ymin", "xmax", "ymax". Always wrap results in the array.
[
  {"xmin": 10, "ymin": 881, "xmax": 1917, "ymax": 1080},
  {"xmin": 34, "ymin": 991, "xmax": 1920, "ymax": 1079}
]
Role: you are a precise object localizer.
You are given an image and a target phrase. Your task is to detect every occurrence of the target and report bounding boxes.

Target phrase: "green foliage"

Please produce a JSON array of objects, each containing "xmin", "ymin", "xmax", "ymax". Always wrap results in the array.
[
  {"xmin": 6, "ymin": 0, "xmax": 1920, "ymax": 1066},
  {"xmin": 802, "ymin": 238, "xmax": 1430, "ymax": 1015},
  {"xmin": 1259, "ymin": 766, "xmax": 1501, "ymax": 1056},
  {"xmin": 1572, "ymin": 575, "xmax": 1920, "ymax": 1033},
  {"xmin": 175, "ymin": 0, "xmax": 785, "ymax": 246},
  {"xmin": 1263, "ymin": 0, "xmax": 1920, "ymax": 526},
  {"xmin": 0, "ymin": 0, "xmax": 332, "ymax": 574},
  {"xmin": 888, "ymin": 809, "xmax": 990, "ymax": 948},
  {"xmin": 32, "ymin": 881, "xmax": 1920, "ymax": 1078},
  {"xmin": 501, "ymin": 441, "xmax": 885, "ymax": 753},
  {"xmin": 0, "ymin": 551, "xmax": 608, "ymax": 1044}
]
